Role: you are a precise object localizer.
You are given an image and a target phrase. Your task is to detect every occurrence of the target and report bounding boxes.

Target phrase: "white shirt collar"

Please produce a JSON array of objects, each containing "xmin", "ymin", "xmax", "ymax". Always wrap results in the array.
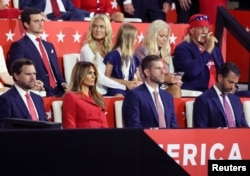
[
  {"xmin": 213, "ymin": 84, "xmax": 223, "ymax": 97},
  {"xmin": 14, "ymin": 84, "xmax": 30, "ymax": 97},
  {"xmin": 26, "ymin": 32, "xmax": 40, "ymax": 41},
  {"xmin": 145, "ymin": 82, "xmax": 159, "ymax": 94}
]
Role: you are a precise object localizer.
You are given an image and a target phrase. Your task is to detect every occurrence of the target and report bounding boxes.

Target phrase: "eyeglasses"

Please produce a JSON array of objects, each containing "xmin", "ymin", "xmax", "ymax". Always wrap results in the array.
[{"xmin": 190, "ymin": 15, "xmax": 209, "ymax": 22}]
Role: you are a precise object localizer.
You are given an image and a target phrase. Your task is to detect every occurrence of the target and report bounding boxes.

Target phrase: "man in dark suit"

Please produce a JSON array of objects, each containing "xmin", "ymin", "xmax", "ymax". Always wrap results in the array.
[
  {"xmin": 0, "ymin": 59, "xmax": 47, "ymax": 128},
  {"xmin": 8, "ymin": 7, "xmax": 67, "ymax": 97},
  {"xmin": 117, "ymin": 0, "xmax": 172, "ymax": 22},
  {"xmin": 193, "ymin": 62, "xmax": 249, "ymax": 128},
  {"xmin": 18, "ymin": 0, "xmax": 90, "ymax": 21},
  {"xmin": 173, "ymin": 14, "xmax": 224, "ymax": 92},
  {"xmin": 122, "ymin": 55, "xmax": 178, "ymax": 128}
]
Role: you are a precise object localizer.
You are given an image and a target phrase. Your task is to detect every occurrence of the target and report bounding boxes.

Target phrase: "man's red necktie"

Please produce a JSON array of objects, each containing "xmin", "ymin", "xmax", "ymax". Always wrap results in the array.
[
  {"xmin": 51, "ymin": 0, "xmax": 61, "ymax": 17},
  {"xmin": 25, "ymin": 93, "xmax": 38, "ymax": 121},
  {"xmin": 36, "ymin": 37, "xmax": 56, "ymax": 88}
]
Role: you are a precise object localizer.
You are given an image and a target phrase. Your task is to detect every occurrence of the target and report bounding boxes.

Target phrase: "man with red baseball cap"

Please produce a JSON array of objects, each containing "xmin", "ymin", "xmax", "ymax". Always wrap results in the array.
[{"xmin": 173, "ymin": 14, "xmax": 224, "ymax": 92}]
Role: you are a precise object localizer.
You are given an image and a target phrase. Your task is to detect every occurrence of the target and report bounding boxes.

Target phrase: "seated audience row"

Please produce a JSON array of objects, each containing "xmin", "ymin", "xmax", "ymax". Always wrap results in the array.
[
  {"xmin": 81, "ymin": 14, "xmax": 182, "ymax": 98},
  {"xmin": 1, "ymin": 58, "xmax": 248, "ymax": 129},
  {"xmin": 0, "ymin": 7, "xmax": 249, "ymax": 130}
]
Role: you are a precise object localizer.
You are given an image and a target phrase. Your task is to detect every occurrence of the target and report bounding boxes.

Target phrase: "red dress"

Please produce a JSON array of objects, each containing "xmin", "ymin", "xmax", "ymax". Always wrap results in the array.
[
  {"xmin": 0, "ymin": 8, "xmax": 21, "ymax": 19},
  {"xmin": 199, "ymin": 0, "xmax": 227, "ymax": 25},
  {"xmin": 72, "ymin": 0, "xmax": 114, "ymax": 14},
  {"xmin": 62, "ymin": 91, "xmax": 108, "ymax": 129}
]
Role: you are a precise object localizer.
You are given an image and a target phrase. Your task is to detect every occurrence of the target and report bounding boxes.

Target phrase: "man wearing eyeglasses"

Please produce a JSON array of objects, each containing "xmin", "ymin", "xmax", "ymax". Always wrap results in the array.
[{"xmin": 173, "ymin": 14, "xmax": 224, "ymax": 92}]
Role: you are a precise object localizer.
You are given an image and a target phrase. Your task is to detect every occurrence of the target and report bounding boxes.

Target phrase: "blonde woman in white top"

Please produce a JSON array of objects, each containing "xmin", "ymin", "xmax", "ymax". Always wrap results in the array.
[{"xmin": 80, "ymin": 14, "xmax": 126, "ymax": 95}]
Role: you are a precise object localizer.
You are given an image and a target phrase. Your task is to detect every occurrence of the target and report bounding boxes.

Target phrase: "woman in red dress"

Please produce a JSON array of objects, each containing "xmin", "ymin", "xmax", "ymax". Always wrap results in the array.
[
  {"xmin": 62, "ymin": 61, "xmax": 108, "ymax": 129},
  {"xmin": 199, "ymin": 0, "xmax": 227, "ymax": 25},
  {"xmin": 0, "ymin": 0, "xmax": 21, "ymax": 19},
  {"xmin": 72, "ymin": 0, "xmax": 124, "ymax": 22}
]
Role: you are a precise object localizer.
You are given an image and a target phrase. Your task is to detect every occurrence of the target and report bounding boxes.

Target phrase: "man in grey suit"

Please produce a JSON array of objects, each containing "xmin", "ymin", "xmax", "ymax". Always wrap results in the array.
[
  {"xmin": 122, "ymin": 55, "xmax": 178, "ymax": 128},
  {"xmin": 193, "ymin": 62, "xmax": 249, "ymax": 128},
  {"xmin": 0, "ymin": 59, "xmax": 48, "ymax": 128}
]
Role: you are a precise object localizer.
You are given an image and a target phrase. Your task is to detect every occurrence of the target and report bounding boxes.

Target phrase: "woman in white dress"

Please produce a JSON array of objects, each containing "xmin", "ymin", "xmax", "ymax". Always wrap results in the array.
[{"xmin": 80, "ymin": 14, "xmax": 126, "ymax": 95}]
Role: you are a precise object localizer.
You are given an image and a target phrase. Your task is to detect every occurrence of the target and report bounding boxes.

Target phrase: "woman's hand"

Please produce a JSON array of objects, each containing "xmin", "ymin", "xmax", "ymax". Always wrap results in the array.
[
  {"xmin": 124, "ymin": 80, "xmax": 139, "ymax": 90},
  {"xmin": 33, "ymin": 80, "xmax": 45, "ymax": 91},
  {"xmin": 164, "ymin": 73, "xmax": 183, "ymax": 87}
]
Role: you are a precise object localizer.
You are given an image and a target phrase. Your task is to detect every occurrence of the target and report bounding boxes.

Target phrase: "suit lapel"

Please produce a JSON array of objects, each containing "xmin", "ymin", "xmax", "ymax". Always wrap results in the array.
[
  {"xmin": 24, "ymin": 35, "xmax": 42, "ymax": 61},
  {"xmin": 12, "ymin": 87, "xmax": 31, "ymax": 120},
  {"xmin": 24, "ymin": 35, "xmax": 49, "ymax": 71},
  {"xmin": 159, "ymin": 90, "xmax": 169, "ymax": 126},
  {"xmin": 210, "ymin": 88, "xmax": 228, "ymax": 123},
  {"xmin": 78, "ymin": 94, "xmax": 101, "ymax": 108},
  {"xmin": 31, "ymin": 93, "xmax": 43, "ymax": 120},
  {"xmin": 228, "ymin": 95, "xmax": 239, "ymax": 126}
]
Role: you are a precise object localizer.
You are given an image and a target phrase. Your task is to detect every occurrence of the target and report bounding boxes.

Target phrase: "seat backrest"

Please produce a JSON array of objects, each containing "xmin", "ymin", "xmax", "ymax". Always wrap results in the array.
[
  {"xmin": 114, "ymin": 100, "xmax": 124, "ymax": 128},
  {"xmin": 185, "ymin": 100, "xmax": 195, "ymax": 128},
  {"xmin": 52, "ymin": 100, "xmax": 63, "ymax": 123},
  {"xmin": 63, "ymin": 53, "xmax": 80, "ymax": 84},
  {"xmin": 242, "ymin": 101, "xmax": 250, "ymax": 127}
]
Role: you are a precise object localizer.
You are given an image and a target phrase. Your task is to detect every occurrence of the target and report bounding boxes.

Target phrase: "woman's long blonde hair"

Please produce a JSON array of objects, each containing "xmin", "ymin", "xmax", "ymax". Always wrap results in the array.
[
  {"xmin": 112, "ymin": 23, "xmax": 137, "ymax": 66},
  {"xmin": 142, "ymin": 20, "xmax": 171, "ymax": 65},
  {"xmin": 85, "ymin": 14, "xmax": 112, "ymax": 63},
  {"xmin": 68, "ymin": 61, "xmax": 105, "ymax": 110}
]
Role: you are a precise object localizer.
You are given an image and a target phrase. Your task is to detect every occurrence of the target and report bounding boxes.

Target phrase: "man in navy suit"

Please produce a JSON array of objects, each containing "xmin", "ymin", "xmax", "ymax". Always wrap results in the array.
[
  {"xmin": 117, "ymin": 0, "xmax": 172, "ymax": 22},
  {"xmin": 8, "ymin": 7, "xmax": 67, "ymax": 97},
  {"xmin": 18, "ymin": 0, "xmax": 90, "ymax": 21},
  {"xmin": 122, "ymin": 55, "xmax": 178, "ymax": 128},
  {"xmin": 0, "ymin": 59, "xmax": 48, "ymax": 129},
  {"xmin": 173, "ymin": 14, "xmax": 224, "ymax": 92},
  {"xmin": 193, "ymin": 62, "xmax": 249, "ymax": 128}
]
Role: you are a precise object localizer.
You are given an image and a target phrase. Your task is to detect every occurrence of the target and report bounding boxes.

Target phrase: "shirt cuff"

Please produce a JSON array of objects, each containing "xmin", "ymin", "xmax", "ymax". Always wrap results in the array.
[{"xmin": 89, "ymin": 12, "xmax": 95, "ymax": 18}]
